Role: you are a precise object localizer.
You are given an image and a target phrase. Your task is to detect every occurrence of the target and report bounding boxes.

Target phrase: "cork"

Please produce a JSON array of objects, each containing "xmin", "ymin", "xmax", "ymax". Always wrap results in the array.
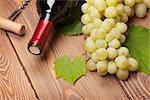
[{"xmin": 0, "ymin": 18, "xmax": 25, "ymax": 35}]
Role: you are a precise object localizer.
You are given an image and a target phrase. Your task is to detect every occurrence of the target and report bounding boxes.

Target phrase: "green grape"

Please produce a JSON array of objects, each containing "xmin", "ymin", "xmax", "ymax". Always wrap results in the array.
[
  {"xmin": 117, "ymin": 0, "xmax": 122, "ymax": 3},
  {"xmin": 85, "ymin": 0, "xmax": 94, "ymax": 5},
  {"xmin": 114, "ymin": 16, "xmax": 121, "ymax": 22},
  {"xmin": 90, "ymin": 29, "xmax": 98, "ymax": 40},
  {"xmin": 96, "ymin": 60, "xmax": 108, "ymax": 76},
  {"xmin": 82, "ymin": 24, "xmax": 95, "ymax": 35},
  {"xmin": 124, "ymin": 0, "xmax": 135, "ymax": 7},
  {"xmin": 115, "ymin": 56, "xmax": 129, "ymax": 69},
  {"xmin": 87, "ymin": 59, "xmax": 97, "ymax": 71},
  {"xmin": 92, "ymin": 18, "xmax": 102, "ymax": 28},
  {"xmin": 115, "ymin": 22, "xmax": 128, "ymax": 33},
  {"xmin": 87, "ymin": 52, "xmax": 92, "ymax": 58},
  {"xmin": 119, "ymin": 34, "xmax": 126, "ymax": 44},
  {"xmin": 135, "ymin": 0, "xmax": 142, "ymax": 3},
  {"xmin": 101, "ymin": 21, "xmax": 113, "ymax": 33},
  {"xmin": 96, "ymin": 48, "xmax": 108, "ymax": 60},
  {"xmin": 98, "ymin": 70, "xmax": 108, "ymax": 76},
  {"xmin": 94, "ymin": 0, "xmax": 107, "ymax": 12},
  {"xmin": 81, "ymin": 14, "xmax": 92, "ymax": 25},
  {"xmin": 91, "ymin": 52, "xmax": 99, "ymax": 62},
  {"xmin": 118, "ymin": 47, "xmax": 129, "ymax": 57},
  {"xmin": 128, "ymin": 57, "xmax": 139, "ymax": 71},
  {"xmin": 106, "ymin": 0, "xmax": 117, "ymax": 6},
  {"xmin": 143, "ymin": 0, "xmax": 150, "ymax": 8},
  {"xmin": 86, "ymin": 23, "xmax": 95, "ymax": 34},
  {"xmin": 109, "ymin": 28, "xmax": 121, "ymax": 39},
  {"xmin": 107, "ymin": 61, "xmax": 118, "ymax": 74},
  {"xmin": 96, "ymin": 60, "xmax": 108, "ymax": 72},
  {"xmin": 108, "ymin": 39, "xmax": 121, "ymax": 49},
  {"xmin": 135, "ymin": 3, "xmax": 147, "ymax": 18},
  {"xmin": 85, "ymin": 37, "xmax": 93, "ymax": 42},
  {"xmin": 129, "ymin": 7, "xmax": 134, "ymax": 17},
  {"xmin": 96, "ymin": 28, "xmax": 107, "ymax": 38},
  {"xmin": 116, "ymin": 4, "xmax": 124, "ymax": 15},
  {"xmin": 104, "ymin": 18, "xmax": 116, "ymax": 27},
  {"xmin": 105, "ymin": 33, "xmax": 114, "ymax": 42},
  {"xmin": 124, "ymin": 6, "xmax": 132, "ymax": 16},
  {"xmin": 95, "ymin": 39, "xmax": 108, "ymax": 48},
  {"xmin": 90, "ymin": 28, "xmax": 106, "ymax": 40},
  {"xmin": 84, "ymin": 37, "xmax": 97, "ymax": 52},
  {"xmin": 105, "ymin": 6, "xmax": 118, "ymax": 18},
  {"xmin": 82, "ymin": 25, "xmax": 89, "ymax": 35},
  {"xmin": 119, "ymin": 13, "xmax": 128, "ymax": 23},
  {"xmin": 88, "ymin": 6, "xmax": 101, "ymax": 20},
  {"xmin": 87, "ymin": 6, "xmax": 97, "ymax": 14},
  {"xmin": 81, "ymin": 3, "xmax": 91, "ymax": 14},
  {"xmin": 107, "ymin": 47, "xmax": 118, "ymax": 59},
  {"xmin": 116, "ymin": 69, "xmax": 129, "ymax": 80}
]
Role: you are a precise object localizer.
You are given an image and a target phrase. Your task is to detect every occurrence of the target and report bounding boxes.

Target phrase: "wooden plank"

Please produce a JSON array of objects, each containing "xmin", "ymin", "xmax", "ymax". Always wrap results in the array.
[
  {"xmin": 0, "ymin": 32, "xmax": 37, "ymax": 99},
  {"xmin": 0, "ymin": 1, "xmax": 38, "ymax": 98},
  {"xmin": 118, "ymin": 12, "xmax": 150, "ymax": 100},
  {"xmin": 0, "ymin": 0, "xmax": 129, "ymax": 99},
  {"xmin": 118, "ymin": 73, "xmax": 150, "ymax": 100},
  {"xmin": 48, "ymin": 35, "xmax": 128, "ymax": 100}
]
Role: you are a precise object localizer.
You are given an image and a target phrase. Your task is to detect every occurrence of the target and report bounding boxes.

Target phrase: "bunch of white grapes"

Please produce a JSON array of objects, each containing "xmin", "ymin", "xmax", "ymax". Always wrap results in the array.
[{"xmin": 81, "ymin": 0, "xmax": 150, "ymax": 80}]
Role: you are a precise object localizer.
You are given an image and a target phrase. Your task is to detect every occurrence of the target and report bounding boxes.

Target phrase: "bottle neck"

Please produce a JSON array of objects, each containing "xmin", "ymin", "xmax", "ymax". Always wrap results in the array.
[
  {"xmin": 41, "ymin": 12, "xmax": 52, "ymax": 21},
  {"xmin": 45, "ymin": 13, "xmax": 51, "ymax": 21}
]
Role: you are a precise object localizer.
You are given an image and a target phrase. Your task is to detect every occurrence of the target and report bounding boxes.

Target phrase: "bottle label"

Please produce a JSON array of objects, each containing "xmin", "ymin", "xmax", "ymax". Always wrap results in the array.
[{"xmin": 30, "ymin": 19, "xmax": 53, "ymax": 49}]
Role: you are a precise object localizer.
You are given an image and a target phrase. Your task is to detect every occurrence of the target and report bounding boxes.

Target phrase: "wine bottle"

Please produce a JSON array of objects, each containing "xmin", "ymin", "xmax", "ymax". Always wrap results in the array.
[{"xmin": 28, "ymin": 0, "xmax": 81, "ymax": 55}]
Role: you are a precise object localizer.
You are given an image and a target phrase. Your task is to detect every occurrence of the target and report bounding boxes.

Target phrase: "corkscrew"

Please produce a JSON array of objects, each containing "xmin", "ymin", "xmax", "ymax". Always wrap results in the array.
[
  {"xmin": 7, "ymin": 0, "xmax": 30, "ymax": 20},
  {"xmin": 0, "ymin": 0, "xmax": 30, "ymax": 35}
]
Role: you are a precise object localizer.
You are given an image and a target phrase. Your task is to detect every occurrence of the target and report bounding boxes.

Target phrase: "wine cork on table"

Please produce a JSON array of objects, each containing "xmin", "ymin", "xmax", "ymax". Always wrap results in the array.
[{"xmin": 0, "ymin": 18, "xmax": 25, "ymax": 35}]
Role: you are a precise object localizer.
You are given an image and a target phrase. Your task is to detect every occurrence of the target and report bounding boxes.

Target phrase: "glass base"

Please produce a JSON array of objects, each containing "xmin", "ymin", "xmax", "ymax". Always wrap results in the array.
[{"xmin": 28, "ymin": 44, "xmax": 41, "ymax": 55}]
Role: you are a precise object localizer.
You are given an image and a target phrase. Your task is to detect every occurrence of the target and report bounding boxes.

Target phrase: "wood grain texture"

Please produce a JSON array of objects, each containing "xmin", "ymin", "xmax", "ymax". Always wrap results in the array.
[
  {"xmin": 118, "ymin": 12, "xmax": 150, "ymax": 100},
  {"xmin": 48, "ymin": 35, "xmax": 128, "ymax": 100},
  {"xmin": 118, "ymin": 73, "xmax": 150, "ymax": 100},
  {"xmin": 0, "ymin": 0, "xmax": 150, "ymax": 100},
  {"xmin": 0, "ymin": 30, "xmax": 37, "ymax": 99},
  {"xmin": 0, "ymin": 0, "xmax": 128, "ymax": 99}
]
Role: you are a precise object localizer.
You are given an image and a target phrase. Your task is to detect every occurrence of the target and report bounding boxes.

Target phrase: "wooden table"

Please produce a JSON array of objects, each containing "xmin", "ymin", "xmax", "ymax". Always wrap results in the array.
[{"xmin": 0, "ymin": 0, "xmax": 150, "ymax": 100}]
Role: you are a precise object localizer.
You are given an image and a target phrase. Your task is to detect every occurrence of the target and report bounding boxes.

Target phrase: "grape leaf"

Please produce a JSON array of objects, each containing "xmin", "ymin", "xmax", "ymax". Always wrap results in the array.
[
  {"xmin": 125, "ymin": 25, "xmax": 150, "ymax": 74},
  {"xmin": 60, "ymin": 2, "xmax": 83, "ymax": 36},
  {"xmin": 60, "ymin": 19, "xmax": 83, "ymax": 36},
  {"xmin": 54, "ymin": 55, "xmax": 70, "ymax": 78},
  {"xmin": 54, "ymin": 55, "xmax": 86, "ymax": 84}
]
